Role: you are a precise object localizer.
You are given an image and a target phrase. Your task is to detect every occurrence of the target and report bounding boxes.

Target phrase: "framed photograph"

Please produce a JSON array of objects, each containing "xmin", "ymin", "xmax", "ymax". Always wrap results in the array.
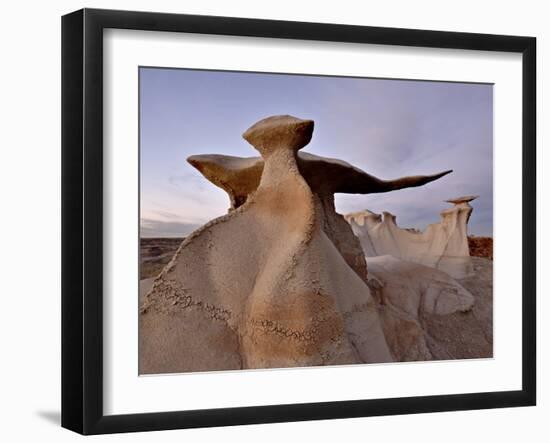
[{"xmin": 61, "ymin": 8, "xmax": 536, "ymax": 435}]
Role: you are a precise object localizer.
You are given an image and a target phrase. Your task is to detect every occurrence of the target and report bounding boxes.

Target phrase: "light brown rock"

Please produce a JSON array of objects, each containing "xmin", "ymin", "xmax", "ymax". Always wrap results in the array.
[
  {"xmin": 446, "ymin": 195, "xmax": 479, "ymax": 205},
  {"xmin": 187, "ymin": 152, "xmax": 452, "ymax": 210}
]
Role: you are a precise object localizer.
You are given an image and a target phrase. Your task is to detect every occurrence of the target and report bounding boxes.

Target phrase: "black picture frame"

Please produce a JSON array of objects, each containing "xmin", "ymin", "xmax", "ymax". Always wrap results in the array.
[{"xmin": 61, "ymin": 8, "xmax": 536, "ymax": 435}]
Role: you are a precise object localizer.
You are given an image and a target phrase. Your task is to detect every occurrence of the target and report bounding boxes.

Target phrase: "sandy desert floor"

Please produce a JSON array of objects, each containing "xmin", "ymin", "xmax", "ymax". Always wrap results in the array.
[
  {"xmin": 468, "ymin": 236, "xmax": 494, "ymax": 260},
  {"xmin": 140, "ymin": 238, "xmax": 183, "ymax": 279}
]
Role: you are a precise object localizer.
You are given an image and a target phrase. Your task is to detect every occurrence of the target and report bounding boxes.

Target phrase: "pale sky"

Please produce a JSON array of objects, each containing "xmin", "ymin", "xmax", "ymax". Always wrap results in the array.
[{"xmin": 140, "ymin": 67, "xmax": 493, "ymax": 237}]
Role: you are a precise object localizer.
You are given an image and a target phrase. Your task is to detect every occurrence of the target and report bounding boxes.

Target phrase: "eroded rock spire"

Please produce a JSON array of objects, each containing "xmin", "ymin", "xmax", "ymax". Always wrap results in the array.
[
  {"xmin": 345, "ymin": 195, "xmax": 478, "ymax": 278},
  {"xmin": 187, "ymin": 118, "xmax": 452, "ymax": 282}
]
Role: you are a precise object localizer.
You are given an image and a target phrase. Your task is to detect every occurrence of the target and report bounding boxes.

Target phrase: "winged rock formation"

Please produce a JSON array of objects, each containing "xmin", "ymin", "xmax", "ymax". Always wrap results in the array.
[
  {"xmin": 345, "ymin": 196, "xmax": 478, "ymax": 278},
  {"xmin": 139, "ymin": 115, "xmax": 474, "ymax": 374}
]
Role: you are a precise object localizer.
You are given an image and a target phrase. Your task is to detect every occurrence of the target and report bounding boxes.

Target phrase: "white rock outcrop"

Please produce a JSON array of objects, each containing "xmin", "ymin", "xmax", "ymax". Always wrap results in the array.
[{"xmin": 345, "ymin": 196, "xmax": 478, "ymax": 279}]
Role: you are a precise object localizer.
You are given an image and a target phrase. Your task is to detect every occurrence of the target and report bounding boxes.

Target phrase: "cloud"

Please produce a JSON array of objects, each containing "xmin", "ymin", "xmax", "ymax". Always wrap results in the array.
[
  {"xmin": 140, "ymin": 218, "xmax": 201, "ymax": 238},
  {"xmin": 168, "ymin": 172, "xmax": 208, "ymax": 190}
]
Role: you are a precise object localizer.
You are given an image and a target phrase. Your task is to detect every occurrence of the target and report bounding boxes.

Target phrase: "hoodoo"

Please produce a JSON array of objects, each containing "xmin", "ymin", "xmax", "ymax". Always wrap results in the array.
[
  {"xmin": 187, "ymin": 146, "xmax": 451, "ymax": 282},
  {"xmin": 345, "ymin": 196, "xmax": 478, "ymax": 279}
]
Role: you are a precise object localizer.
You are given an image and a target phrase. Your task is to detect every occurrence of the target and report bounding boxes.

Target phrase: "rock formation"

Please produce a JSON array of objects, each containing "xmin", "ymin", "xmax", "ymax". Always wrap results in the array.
[
  {"xmin": 139, "ymin": 115, "xmax": 487, "ymax": 375},
  {"xmin": 187, "ymin": 151, "xmax": 451, "ymax": 283},
  {"xmin": 345, "ymin": 196, "xmax": 478, "ymax": 279}
]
